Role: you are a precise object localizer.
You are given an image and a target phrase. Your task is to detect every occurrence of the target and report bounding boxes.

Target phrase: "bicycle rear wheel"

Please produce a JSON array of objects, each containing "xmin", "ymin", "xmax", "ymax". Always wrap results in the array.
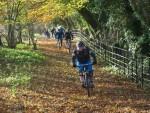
[
  {"xmin": 57, "ymin": 40, "xmax": 62, "ymax": 49},
  {"xmin": 66, "ymin": 40, "xmax": 71, "ymax": 53},
  {"xmin": 68, "ymin": 43, "xmax": 71, "ymax": 53}
]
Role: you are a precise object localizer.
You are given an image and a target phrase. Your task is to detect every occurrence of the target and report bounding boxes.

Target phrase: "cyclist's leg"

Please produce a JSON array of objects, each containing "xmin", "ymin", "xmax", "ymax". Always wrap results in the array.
[
  {"xmin": 68, "ymin": 39, "xmax": 71, "ymax": 53},
  {"xmin": 85, "ymin": 61, "xmax": 94, "ymax": 87},
  {"xmin": 65, "ymin": 39, "xmax": 69, "ymax": 48},
  {"xmin": 60, "ymin": 38, "xmax": 63, "ymax": 47},
  {"xmin": 56, "ymin": 38, "xmax": 59, "ymax": 47},
  {"xmin": 76, "ymin": 61, "xmax": 84, "ymax": 85},
  {"xmin": 57, "ymin": 39, "xmax": 60, "ymax": 47},
  {"xmin": 68, "ymin": 39, "xmax": 71, "ymax": 48},
  {"xmin": 57, "ymin": 39, "xmax": 61, "ymax": 48},
  {"xmin": 58, "ymin": 38, "xmax": 62, "ymax": 48}
]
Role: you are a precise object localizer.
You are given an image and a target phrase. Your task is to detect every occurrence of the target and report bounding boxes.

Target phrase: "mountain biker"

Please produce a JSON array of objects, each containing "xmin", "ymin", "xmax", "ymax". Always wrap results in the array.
[
  {"xmin": 55, "ymin": 26, "xmax": 65, "ymax": 48},
  {"xmin": 72, "ymin": 41, "xmax": 97, "ymax": 87},
  {"xmin": 51, "ymin": 27, "xmax": 56, "ymax": 38},
  {"xmin": 64, "ymin": 29, "xmax": 73, "ymax": 48}
]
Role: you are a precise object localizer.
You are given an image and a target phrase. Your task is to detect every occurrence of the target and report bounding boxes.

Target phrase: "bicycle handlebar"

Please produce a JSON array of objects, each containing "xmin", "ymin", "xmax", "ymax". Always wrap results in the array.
[{"xmin": 76, "ymin": 63, "xmax": 93, "ymax": 67}]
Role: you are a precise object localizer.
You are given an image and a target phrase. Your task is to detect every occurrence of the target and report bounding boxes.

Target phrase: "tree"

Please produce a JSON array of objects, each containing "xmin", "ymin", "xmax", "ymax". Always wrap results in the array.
[
  {"xmin": 129, "ymin": 0, "xmax": 150, "ymax": 29},
  {"xmin": 0, "ymin": 0, "xmax": 26, "ymax": 48}
]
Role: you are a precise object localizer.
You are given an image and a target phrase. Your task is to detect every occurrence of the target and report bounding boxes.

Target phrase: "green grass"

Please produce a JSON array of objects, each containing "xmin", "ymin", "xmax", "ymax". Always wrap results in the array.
[
  {"xmin": 0, "ymin": 47, "xmax": 45, "ymax": 64},
  {"xmin": 16, "ymin": 43, "xmax": 32, "ymax": 50},
  {"xmin": 0, "ymin": 46, "xmax": 45, "ymax": 94},
  {"xmin": 0, "ymin": 72, "xmax": 30, "ymax": 86}
]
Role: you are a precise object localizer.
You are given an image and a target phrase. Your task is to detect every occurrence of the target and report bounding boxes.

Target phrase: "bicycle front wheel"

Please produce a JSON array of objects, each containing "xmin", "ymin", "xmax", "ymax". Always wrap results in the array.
[
  {"xmin": 84, "ymin": 75, "xmax": 91, "ymax": 97},
  {"xmin": 66, "ymin": 40, "xmax": 71, "ymax": 53}
]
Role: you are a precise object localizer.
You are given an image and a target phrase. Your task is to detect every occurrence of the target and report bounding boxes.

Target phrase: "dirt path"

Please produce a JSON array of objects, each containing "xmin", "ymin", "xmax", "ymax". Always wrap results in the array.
[{"xmin": 0, "ymin": 39, "xmax": 150, "ymax": 113}]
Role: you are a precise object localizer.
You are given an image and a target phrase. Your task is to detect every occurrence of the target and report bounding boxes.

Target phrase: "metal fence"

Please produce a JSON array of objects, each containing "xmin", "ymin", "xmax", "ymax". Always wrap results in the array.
[{"xmin": 73, "ymin": 31, "xmax": 150, "ymax": 88}]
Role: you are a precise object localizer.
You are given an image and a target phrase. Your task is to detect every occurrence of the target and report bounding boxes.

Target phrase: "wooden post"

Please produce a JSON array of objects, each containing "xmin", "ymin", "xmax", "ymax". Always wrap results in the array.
[
  {"xmin": 124, "ymin": 50, "xmax": 126, "ymax": 75},
  {"xmin": 141, "ymin": 56, "xmax": 144, "ymax": 88}
]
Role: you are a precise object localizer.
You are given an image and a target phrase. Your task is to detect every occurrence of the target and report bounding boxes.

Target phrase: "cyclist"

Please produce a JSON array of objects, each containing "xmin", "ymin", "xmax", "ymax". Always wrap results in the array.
[
  {"xmin": 55, "ymin": 26, "xmax": 65, "ymax": 48},
  {"xmin": 72, "ymin": 41, "xmax": 97, "ymax": 87},
  {"xmin": 64, "ymin": 29, "xmax": 73, "ymax": 49},
  {"xmin": 51, "ymin": 27, "xmax": 56, "ymax": 38}
]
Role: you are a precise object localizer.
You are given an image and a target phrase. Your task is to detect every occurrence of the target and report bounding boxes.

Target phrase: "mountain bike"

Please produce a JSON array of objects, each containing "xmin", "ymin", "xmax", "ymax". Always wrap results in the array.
[
  {"xmin": 65, "ymin": 39, "xmax": 71, "ymax": 53},
  {"xmin": 77, "ymin": 63, "xmax": 94, "ymax": 97},
  {"xmin": 57, "ymin": 39, "xmax": 63, "ymax": 49}
]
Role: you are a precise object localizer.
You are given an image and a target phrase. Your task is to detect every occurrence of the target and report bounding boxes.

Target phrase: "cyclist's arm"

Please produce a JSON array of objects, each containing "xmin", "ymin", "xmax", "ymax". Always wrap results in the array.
[
  {"xmin": 55, "ymin": 32, "xmax": 58, "ymax": 39},
  {"xmin": 89, "ymin": 49, "xmax": 97, "ymax": 64},
  {"xmin": 63, "ymin": 31, "xmax": 65, "ymax": 38},
  {"xmin": 70, "ymin": 32, "xmax": 73, "ymax": 40}
]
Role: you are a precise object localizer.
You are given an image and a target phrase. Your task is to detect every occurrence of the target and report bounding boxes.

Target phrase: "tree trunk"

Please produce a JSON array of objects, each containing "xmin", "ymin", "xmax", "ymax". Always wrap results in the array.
[
  {"xmin": 78, "ymin": 7, "xmax": 98, "ymax": 31},
  {"xmin": 17, "ymin": 25, "xmax": 23, "ymax": 43},
  {"xmin": 29, "ymin": 37, "xmax": 31, "ymax": 45},
  {"xmin": 0, "ymin": 35, "xmax": 3, "ymax": 46},
  {"xmin": 7, "ymin": 24, "xmax": 16, "ymax": 48},
  {"xmin": 18, "ymin": 30, "xmax": 22, "ymax": 43},
  {"xmin": 28, "ymin": 23, "xmax": 37, "ymax": 50}
]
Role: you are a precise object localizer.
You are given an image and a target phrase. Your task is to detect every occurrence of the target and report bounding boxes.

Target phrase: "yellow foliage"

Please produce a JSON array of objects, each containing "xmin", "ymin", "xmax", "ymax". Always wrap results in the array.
[{"xmin": 0, "ymin": 0, "xmax": 88, "ymax": 24}]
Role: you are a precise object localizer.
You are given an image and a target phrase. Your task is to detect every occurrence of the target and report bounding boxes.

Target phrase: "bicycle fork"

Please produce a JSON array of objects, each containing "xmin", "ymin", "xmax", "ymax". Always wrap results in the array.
[{"xmin": 84, "ymin": 74, "xmax": 91, "ymax": 87}]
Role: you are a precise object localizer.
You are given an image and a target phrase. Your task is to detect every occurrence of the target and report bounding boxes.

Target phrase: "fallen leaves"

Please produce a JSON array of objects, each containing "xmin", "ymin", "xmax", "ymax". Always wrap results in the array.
[{"xmin": 0, "ymin": 39, "xmax": 150, "ymax": 113}]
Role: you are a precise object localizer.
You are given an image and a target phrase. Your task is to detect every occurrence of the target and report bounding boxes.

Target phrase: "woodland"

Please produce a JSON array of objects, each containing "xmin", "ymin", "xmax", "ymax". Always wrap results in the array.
[{"xmin": 0, "ymin": 0, "xmax": 150, "ymax": 113}]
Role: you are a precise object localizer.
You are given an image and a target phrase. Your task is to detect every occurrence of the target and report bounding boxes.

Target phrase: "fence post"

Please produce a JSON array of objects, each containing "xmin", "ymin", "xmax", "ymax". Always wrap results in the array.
[
  {"xmin": 104, "ymin": 44, "xmax": 107, "ymax": 62},
  {"xmin": 124, "ymin": 50, "xmax": 126, "ymax": 75},
  {"xmin": 135, "ymin": 55, "xmax": 140, "ymax": 88},
  {"xmin": 149, "ymin": 58, "xmax": 150, "ymax": 76},
  {"xmin": 131, "ymin": 58, "xmax": 134, "ymax": 82},
  {"xmin": 127, "ymin": 50, "xmax": 130, "ymax": 77},
  {"xmin": 99, "ymin": 40, "xmax": 101, "ymax": 55},
  {"xmin": 141, "ymin": 56, "xmax": 144, "ymax": 88},
  {"xmin": 111, "ymin": 46, "xmax": 113, "ymax": 65}
]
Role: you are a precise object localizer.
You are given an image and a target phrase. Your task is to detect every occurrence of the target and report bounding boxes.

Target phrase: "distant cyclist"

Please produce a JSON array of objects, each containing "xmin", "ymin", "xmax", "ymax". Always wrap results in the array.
[
  {"xmin": 72, "ymin": 41, "xmax": 97, "ymax": 87},
  {"xmin": 55, "ymin": 26, "xmax": 65, "ymax": 48},
  {"xmin": 51, "ymin": 27, "xmax": 56, "ymax": 38},
  {"xmin": 64, "ymin": 29, "xmax": 73, "ymax": 48}
]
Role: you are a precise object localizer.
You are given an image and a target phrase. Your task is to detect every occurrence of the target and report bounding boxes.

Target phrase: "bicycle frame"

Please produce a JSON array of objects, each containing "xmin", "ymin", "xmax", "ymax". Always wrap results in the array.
[
  {"xmin": 65, "ymin": 39, "xmax": 71, "ymax": 53},
  {"xmin": 83, "ymin": 71, "xmax": 91, "ymax": 96},
  {"xmin": 77, "ymin": 63, "xmax": 93, "ymax": 97}
]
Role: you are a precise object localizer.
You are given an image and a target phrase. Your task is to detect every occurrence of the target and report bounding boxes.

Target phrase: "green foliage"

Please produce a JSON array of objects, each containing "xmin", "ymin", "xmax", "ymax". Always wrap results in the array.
[
  {"xmin": 0, "ymin": 72, "xmax": 30, "ymax": 87},
  {"xmin": 59, "ymin": 0, "xmax": 88, "ymax": 9},
  {"xmin": 102, "ymin": 66, "xmax": 123, "ymax": 76},
  {"xmin": 76, "ymin": 0, "xmax": 149, "ymax": 55},
  {"xmin": 0, "ymin": 48, "xmax": 45, "ymax": 64},
  {"xmin": 129, "ymin": 0, "xmax": 150, "ymax": 29},
  {"xmin": 126, "ymin": 15, "xmax": 143, "ymax": 36},
  {"xmin": 137, "ymin": 33, "xmax": 150, "ymax": 56},
  {"xmin": 16, "ymin": 43, "xmax": 32, "ymax": 50}
]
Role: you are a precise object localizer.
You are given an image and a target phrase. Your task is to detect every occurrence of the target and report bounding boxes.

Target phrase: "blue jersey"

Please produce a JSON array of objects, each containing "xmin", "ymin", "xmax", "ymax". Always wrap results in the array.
[
  {"xmin": 72, "ymin": 47, "xmax": 95, "ymax": 64},
  {"xmin": 55, "ymin": 28, "xmax": 64, "ymax": 39}
]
